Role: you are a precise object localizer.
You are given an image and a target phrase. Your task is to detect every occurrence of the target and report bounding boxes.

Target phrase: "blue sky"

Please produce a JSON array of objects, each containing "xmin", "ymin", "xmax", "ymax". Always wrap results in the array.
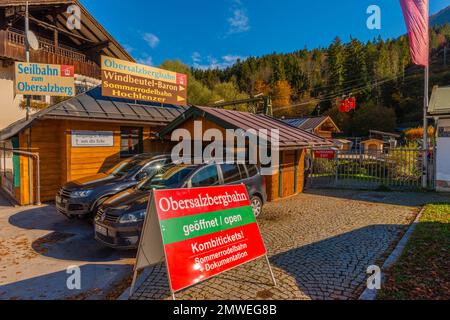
[{"xmin": 81, "ymin": 0, "xmax": 449, "ymax": 69}]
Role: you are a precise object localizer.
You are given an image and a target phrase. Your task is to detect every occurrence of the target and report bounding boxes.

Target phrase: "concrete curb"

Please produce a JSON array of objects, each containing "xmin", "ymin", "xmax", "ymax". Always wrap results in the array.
[
  {"xmin": 359, "ymin": 206, "xmax": 425, "ymax": 300},
  {"xmin": 117, "ymin": 267, "xmax": 153, "ymax": 300}
]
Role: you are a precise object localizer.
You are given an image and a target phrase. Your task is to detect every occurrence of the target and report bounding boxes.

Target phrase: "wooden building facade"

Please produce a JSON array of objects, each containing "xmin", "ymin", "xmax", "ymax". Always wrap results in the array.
[
  {"xmin": 158, "ymin": 106, "xmax": 332, "ymax": 201},
  {"xmin": 282, "ymin": 116, "xmax": 341, "ymax": 139},
  {"xmin": 0, "ymin": 87, "xmax": 184, "ymax": 205}
]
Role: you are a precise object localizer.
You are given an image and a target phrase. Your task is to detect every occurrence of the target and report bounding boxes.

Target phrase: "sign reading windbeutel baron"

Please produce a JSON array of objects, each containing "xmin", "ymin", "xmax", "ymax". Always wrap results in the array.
[
  {"xmin": 15, "ymin": 62, "xmax": 75, "ymax": 97},
  {"xmin": 153, "ymin": 185, "xmax": 267, "ymax": 292},
  {"xmin": 101, "ymin": 56, "xmax": 187, "ymax": 106}
]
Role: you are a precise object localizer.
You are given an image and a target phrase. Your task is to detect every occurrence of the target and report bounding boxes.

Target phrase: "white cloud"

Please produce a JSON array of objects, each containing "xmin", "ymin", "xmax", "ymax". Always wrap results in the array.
[
  {"xmin": 227, "ymin": 0, "xmax": 250, "ymax": 35},
  {"xmin": 137, "ymin": 55, "xmax": 154, "ymax": 66},
  {"xmin": 191, "ymin": 53, "xmax": 246, "ymax": 69},
  {"xmin": 123, "ymin": 44, "xmax": 135, "ymax": 53},
  {"xmin": 143, "ymin": 33, "xmax": 160, "ymax": 48},
  {"xmin": 191, "ymin": 52, "xmax": 202, "ymax": 64}
]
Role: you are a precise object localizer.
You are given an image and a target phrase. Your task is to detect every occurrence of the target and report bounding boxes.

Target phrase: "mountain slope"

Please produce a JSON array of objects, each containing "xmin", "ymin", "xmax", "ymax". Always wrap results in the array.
[{"xmin": 431, "ymin": 5, "xmax": 450, "ymax": 26}]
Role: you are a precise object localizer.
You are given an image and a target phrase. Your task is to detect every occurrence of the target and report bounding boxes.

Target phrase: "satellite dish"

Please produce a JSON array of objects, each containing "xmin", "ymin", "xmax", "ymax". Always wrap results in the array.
[{"xmin": 26, "ymin": 31, "xmax": 39, "ymax": 51}]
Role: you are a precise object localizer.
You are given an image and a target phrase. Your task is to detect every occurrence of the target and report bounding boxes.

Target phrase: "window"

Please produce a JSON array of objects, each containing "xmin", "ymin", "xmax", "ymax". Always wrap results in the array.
[
  {"xmin": 140, "ymin": 160, "xmax": 166, "ymax": 177},
  {"xmin": 191, "ymin": 165, "xmax": 220, "ymax": 188},
  {"xmin": 221, "ymin": 164, "xmax": 242, "ymax": 184},
  {"xmin": 120, "ymin": 127, "xmax": 143, "ymax": 158},
  {"xmin": 140, "ymin": 165, "xmax": 196, "ymax": 190},
  {"xmin": 238, "ymin": 164, "xmax": 247, "ymax": 178},
  {"xmin": 246, "ymin": 165, "xmax": 258, "ymax": 177}
]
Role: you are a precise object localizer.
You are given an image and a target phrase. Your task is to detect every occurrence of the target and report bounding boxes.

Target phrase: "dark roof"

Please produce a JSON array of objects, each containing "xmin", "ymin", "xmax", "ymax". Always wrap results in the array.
[
  {"xmin": 1, "ymin": 0, "xmax": 134, "ymax": 62},
  {"xmin": 159, "ymin": 106, "xmax": 331, "ymax": 149},
  {"xmin": 282, "ymin": 116, "xmax": 340, "ymax": 132},
  {"xmin": 0, "ymin": 86, "xmax": 186, "ymax": 141}
]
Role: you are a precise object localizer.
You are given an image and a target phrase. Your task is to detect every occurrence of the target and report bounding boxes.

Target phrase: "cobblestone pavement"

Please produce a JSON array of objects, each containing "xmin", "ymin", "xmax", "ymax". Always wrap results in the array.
[{"xmin": 131, "ymin": 189, "xmax": 449, "ymax": 300}]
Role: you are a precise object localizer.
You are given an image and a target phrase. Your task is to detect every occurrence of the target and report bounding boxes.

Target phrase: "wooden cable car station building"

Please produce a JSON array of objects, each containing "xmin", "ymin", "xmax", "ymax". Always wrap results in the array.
[
  {"xmin": 0, "ymin": 1, "xmax": 332, "ymax": 206},
  {"xmin": 282, "ymin": 116, "xmax": 341, "ymax": 139},
  {"xmin": 158, "ymin": 106, "xmax": 332, "ymax": 201},
  {"xmin": 0, "ymin": 86, "xmax": 185, "ymax": 205}
]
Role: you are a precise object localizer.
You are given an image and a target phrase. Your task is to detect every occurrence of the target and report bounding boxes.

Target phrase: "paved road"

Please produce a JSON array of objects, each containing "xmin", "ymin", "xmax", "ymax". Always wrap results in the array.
[
  {"xmin": 131, "ymin": 189, "xmax": 449, "ymax": 300},
  {"xmin": 0, "ymin": 194, "xmax": 134, "ymax": 300}
]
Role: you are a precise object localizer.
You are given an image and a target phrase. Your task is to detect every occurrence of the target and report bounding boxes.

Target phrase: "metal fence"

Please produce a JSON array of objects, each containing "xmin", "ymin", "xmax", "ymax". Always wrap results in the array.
[{"xmin": 307, "ymin": 147, "xmax": 435, "ymax": 191}]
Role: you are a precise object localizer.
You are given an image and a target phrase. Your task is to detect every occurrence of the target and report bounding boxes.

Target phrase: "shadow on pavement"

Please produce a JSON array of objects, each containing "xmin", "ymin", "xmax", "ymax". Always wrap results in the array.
[
  {"xmin": 0, "ymin": 263, "xmax": 133, "ymax": 300},
  {"xmin": 8, "ymin": 205, "xmax": 135, "ymax": 262},
  {"xmin": 303, "ymin": 188, "xmax": 450, "ymax": 207}
]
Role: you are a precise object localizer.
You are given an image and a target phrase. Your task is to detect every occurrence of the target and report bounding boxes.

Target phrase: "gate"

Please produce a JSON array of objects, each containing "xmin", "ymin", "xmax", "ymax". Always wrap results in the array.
[{"xmin": 307, "ymin": 147, "xmax": 435, "ymax": 190}]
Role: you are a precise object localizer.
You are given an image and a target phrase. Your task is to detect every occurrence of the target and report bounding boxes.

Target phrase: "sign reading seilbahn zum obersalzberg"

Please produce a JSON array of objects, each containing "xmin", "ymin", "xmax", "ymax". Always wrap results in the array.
[{"xmin": 15, "ymin": 62, "xmax": 75, "ymax": 97}]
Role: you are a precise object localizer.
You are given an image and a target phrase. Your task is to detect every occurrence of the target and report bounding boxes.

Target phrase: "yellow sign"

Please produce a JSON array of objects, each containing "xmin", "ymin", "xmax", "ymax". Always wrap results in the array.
[
  {"xmin": 15, "ymin": 62, "xmax": 75, "ymax": 97},
  {"xmin": 101, "ymin": 56, "xmax": 188, "ymax": 106}
]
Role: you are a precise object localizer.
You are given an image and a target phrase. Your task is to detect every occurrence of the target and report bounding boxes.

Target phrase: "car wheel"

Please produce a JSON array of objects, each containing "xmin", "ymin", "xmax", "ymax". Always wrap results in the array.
[{"xmin": 250, "ymin": 196, "xmax": 263, "ymax": 218}]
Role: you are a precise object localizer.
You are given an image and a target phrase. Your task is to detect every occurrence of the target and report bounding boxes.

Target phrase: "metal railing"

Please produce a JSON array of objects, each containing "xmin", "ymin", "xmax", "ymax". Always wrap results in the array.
[{"xmin": 308, "ymin": 147, "xmax": 435, "ymax": 191}]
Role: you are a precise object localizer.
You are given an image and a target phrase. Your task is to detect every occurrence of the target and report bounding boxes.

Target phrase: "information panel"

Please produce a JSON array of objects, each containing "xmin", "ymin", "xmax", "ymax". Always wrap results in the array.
[
  {"xmin": 314, "ymin": 150, "xmax": 336, "ymax": 159},
  {"xmin": 101, "ymin": 56, "xmax": 187, "ymax": 105},
  {"xmin": 153, "ymin": 185, "xmax": 267, "ymax": 292}
]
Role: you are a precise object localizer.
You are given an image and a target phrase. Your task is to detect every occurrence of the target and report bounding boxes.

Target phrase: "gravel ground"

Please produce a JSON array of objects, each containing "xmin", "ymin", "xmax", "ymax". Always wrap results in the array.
[{"xmin": 131, "ymin": 189, "xmax": 448, "ymax": 300}]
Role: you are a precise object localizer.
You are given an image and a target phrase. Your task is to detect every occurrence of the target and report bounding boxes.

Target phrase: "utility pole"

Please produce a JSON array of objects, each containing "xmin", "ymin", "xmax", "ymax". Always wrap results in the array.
[
  {"xmin": 25, "ymin": 1, "xmax": 31, "ymax": 120},
  {"xmin": 444, "ymin": 45, "xmax": 448, "ymax": 67}
]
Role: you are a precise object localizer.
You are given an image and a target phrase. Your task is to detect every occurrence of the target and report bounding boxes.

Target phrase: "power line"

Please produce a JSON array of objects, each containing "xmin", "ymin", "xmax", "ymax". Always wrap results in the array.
[{"xmin": 275, "ymin": 71, "xmax": 424, "ymax": 112}]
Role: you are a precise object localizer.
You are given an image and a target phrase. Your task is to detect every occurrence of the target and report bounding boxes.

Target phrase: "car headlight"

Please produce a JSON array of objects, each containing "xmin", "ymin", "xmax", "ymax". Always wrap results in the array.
[
  {"xmin": 71, "ymin": 190, "xmax": 93, "ymax": 198},
  {"xmin": 119, "ymin": 210, "xmax": 146, "ymax": 223}
]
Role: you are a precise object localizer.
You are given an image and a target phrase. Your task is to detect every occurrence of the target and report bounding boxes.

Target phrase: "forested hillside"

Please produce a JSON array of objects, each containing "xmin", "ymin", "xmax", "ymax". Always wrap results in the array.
[{"xmin": 162, "ymin": 20, "xmax": 450, "ymax": 136}]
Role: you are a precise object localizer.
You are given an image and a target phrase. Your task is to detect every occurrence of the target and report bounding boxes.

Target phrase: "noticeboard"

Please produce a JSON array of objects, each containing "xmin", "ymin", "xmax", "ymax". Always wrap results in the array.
[
  {"xmin": 133, "ymin": 184, "xmax": 273, "ymax": 295},
  {"xmin": 313, "ymin": 150, "xmax": 336, "ymax": 159},
  {"xmin": 101, "ymin": 56, "xmax": 187, "ymax": 106},
  {"xmin": 71, "ymin": 130, "xmax": 114, "ymax": 147}
]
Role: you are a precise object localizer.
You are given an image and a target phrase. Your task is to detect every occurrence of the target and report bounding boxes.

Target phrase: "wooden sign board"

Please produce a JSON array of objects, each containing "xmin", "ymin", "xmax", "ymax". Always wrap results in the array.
[
  {"xmin": 132, "ymin": 185, "xmax": 275, "ymax": 297},
  {"xmin": 101, "ymin": 56, "xmax": 187, "ymax": 106},
  {"xmin": 15, "ymin": 62, "xmax": 75, "ymax": 97},
  {"xmin": 314, "ymin": 150, "xmax": 336, "ymax": 159}
]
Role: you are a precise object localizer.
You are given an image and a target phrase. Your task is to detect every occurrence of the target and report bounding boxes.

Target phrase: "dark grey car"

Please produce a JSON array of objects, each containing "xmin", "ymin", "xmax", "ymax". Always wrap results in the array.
[
  {"xmin": 94, "ymin": 163, "xmax": 267, "ymax": 249},
  {"xmin": 55, "ymin": 154, "xmax": 171, "ymax": 218}
]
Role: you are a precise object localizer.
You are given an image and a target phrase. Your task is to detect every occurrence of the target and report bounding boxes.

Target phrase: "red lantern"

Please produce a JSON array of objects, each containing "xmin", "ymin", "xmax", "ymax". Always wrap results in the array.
[
  {"xmin": 349, "ymin": 97, "xmax": 356, "ymax": 110},
  {"xmin": 338, "ymin": 97, "xmax": 356, "ymax": 113},
  {"xmin": 338, "ymin": 99, "xmax": 347, "ymax": 112}
]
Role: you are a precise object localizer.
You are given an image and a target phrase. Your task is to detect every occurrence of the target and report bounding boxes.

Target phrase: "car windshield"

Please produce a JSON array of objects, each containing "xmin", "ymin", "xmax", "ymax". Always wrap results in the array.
[
  {"xmin": 106, "ymin": 159, "xmax": 145, "ymax": 177},
  {"xmin": 139, "ymin": 165, "xmax": 197, "ymax": 190}
]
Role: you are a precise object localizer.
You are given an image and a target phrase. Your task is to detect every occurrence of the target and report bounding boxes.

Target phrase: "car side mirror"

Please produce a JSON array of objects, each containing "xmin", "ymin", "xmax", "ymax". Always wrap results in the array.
[{"xmin": 136, "ymin": 172, "xmax": 148, "ymax": 181}]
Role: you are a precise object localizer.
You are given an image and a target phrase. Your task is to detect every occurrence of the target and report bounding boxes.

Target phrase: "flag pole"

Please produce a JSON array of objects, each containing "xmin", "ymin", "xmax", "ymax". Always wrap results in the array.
[
  {"xmin": 422, "ymin": 65, "xmax": 429, "ymax": 189},
  {"xmin": 422, "ymin": 0, "xmax": 430, "ymax": 189}
]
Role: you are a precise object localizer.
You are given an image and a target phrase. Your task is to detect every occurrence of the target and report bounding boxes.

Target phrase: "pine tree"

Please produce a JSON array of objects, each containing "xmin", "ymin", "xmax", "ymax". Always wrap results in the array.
[{"xmin": 327, "ymin": 37, "xmax": 346, "ymax": 93}]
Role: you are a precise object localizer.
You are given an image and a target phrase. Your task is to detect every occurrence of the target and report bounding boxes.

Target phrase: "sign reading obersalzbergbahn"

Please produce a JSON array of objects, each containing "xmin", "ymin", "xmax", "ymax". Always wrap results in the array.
[
  {"xmin": 14, "ymin": 62, "xmax": 75, "ymax": 97},
  {"xmin": 101, "ymin": 56, "xmax": 188, "ymax": 106},
  {"xmin": 135, "ymin": 185, "xmax": 268, "ymax": 293}
]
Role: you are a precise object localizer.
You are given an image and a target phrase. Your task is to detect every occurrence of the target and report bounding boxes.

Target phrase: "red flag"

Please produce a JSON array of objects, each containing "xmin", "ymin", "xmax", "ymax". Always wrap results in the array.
[{"xmin": 399, "ymin": 0, "xmax": 429, "ymax": 67}]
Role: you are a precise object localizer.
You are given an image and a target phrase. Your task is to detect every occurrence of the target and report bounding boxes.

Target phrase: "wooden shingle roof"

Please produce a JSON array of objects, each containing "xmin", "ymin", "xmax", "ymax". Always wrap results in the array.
[{"xmin": 159, "ymin": 106, "xmax": 332, "ymax": 149}]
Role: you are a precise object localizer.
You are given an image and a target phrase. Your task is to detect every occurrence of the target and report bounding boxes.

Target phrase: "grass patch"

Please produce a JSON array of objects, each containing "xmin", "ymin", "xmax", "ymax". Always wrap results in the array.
[{"xmin": 377, "ymin": 204, "xmax": 450, "ymax": 300}]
